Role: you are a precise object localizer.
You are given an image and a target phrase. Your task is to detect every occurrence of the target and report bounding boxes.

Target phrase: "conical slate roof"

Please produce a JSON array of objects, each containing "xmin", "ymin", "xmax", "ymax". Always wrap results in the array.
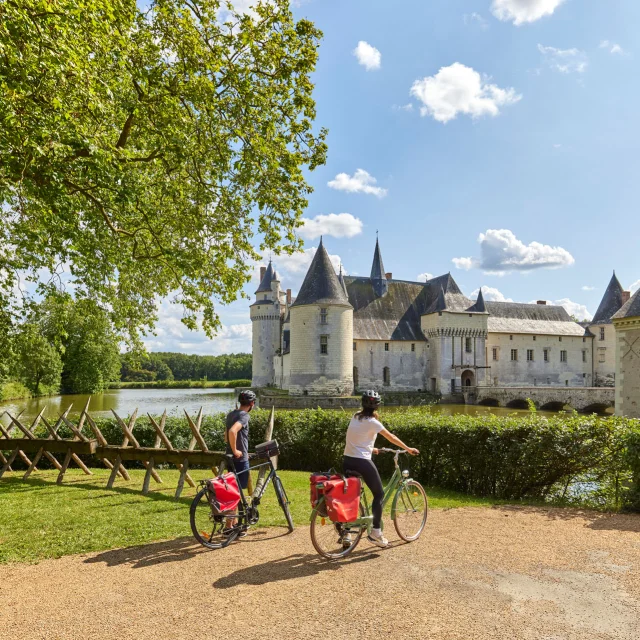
[
  {"xmin": 613, "ymin": 288, "xmax": 640, "ymax": 320},
  {"xmin": 338, "ymin": 265, "xmax": 348, "ymax": 297},
  {"xmin": 370, "ymin": 238, "xmax": 388, "ymax": 297},
  {"xmin": 290, "ymin": 239, "xmax": 352, "ymax": 308},
  {"xmin": 469, "ymin": 288, "xmax": 487, "ymax": 313},
  {"xmin": 434, "ymin": 286, "xmax": 447, "ymax": 312},
  {"xmin": 592, "ymin": 272, "xmax": 625, "ymax": 324},
  {"xmin": 256, "ymin": 261, "xmax": 275, "ymax": 293}
]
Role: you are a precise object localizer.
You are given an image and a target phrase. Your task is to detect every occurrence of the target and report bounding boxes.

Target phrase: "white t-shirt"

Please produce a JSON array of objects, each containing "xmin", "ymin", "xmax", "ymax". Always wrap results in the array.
[{"xmin": 344, "ymin": 415, "xmax": 385, "ymax": 459}]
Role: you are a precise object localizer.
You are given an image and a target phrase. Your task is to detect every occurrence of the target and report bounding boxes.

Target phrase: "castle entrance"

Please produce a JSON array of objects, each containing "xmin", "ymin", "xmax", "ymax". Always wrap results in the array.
[{"xmin": 461, "ymin": 370, "xmax": 475, "ymax": 387}]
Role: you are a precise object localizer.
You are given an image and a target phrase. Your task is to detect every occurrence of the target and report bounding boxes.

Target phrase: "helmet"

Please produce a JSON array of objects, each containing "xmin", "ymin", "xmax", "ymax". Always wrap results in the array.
[
  {"xmin": 361, "ymin": 390, "xmax": 382, "ymax": 409},
  {"xmin": 238, "ymin": 390, "xmax": 257, "ymax": 405}
]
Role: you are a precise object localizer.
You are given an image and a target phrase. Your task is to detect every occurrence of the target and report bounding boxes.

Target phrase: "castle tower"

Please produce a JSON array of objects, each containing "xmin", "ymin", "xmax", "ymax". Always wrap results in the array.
[
  {"xmin": 370, "ymin": 237, "xmax": 388, "ymax": 297},
  {"xmin": 289, "ymin": 239, "xmax": 354, "ymax": 396},
  {"xmin": 250, "ymin": 260, "xmax": 285, "ymax": 388}
]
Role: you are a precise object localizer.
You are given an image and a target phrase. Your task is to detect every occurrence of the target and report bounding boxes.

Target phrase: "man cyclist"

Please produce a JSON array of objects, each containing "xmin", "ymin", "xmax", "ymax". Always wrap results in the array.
[
  {"xmin": 343, "ymin": 390, "xmax": 419, "ymax": 548},
  {"xmin": 224, "ymin": 389, "xmax": 256, "ymax": 534}
]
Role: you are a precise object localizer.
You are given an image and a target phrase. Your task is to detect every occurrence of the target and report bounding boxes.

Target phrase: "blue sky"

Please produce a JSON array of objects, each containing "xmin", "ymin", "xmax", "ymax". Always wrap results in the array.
[{"xmin": 146, "ymin": 0, "xmax": 640, "ymax": 354}]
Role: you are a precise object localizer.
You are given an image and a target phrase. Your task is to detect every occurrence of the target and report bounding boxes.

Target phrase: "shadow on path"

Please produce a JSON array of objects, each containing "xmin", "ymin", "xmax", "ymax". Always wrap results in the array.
[{"xmin": 213, "ymin": 551, "xmax": 381, "ymax": 589}]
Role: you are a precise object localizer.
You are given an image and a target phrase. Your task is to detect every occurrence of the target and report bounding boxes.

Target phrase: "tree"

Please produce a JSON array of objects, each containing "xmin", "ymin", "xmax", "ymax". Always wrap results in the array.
[
  {"xmin": 0, "ymin": 0, "xmax": 327, "ymax": 344},
  {"xmin": 13, "ymin": 323, "xmax": 63, "ymax": 394}
]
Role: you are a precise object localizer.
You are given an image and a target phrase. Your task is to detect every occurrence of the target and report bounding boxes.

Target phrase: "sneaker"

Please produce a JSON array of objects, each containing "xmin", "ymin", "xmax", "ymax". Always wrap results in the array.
[{"xmin": 367, "ymin": 530, "xmax": 389, "ymax": 548}]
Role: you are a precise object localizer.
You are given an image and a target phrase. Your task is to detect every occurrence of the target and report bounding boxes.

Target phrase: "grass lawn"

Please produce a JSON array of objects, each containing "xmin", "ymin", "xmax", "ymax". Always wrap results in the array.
[{"xmin": 0, "ymin": 468, "xmax": 496, "ymax": 564}]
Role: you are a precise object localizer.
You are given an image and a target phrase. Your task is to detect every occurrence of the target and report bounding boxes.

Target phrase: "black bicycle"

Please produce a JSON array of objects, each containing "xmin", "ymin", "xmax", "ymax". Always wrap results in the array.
[{"xmin": 190, "ymin": 439, "xmax": 293, "ymax": 549}]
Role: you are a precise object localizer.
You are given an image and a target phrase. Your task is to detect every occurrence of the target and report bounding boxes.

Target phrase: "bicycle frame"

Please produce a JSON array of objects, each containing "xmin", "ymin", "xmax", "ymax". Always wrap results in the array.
[
  {"xmin": 312, "ymin": 450, "xmax": 413, "ymax": 532},
  {"xmin": 227, "ymin": 455, "xmax": 277, "ymax": 519}
]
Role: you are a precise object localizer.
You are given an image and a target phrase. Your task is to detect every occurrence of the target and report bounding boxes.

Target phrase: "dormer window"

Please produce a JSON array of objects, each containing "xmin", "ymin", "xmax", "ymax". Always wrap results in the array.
[
  {"xmin": 320, "ymin": 308, "xmax": 328, "ymax": 324},
  {"xmin": 600, "ymin": 327, "xmax": 605, "ymax": 341},
  {"xmin": 264, "ymin": 294, "xmax": 267, "ymax": 300}
]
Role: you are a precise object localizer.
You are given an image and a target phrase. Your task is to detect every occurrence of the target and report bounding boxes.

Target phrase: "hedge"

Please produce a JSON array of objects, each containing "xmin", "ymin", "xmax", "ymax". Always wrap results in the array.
[
  {"xmin": 10, "ymin": 408, "xmax": 640, "ymax": 510},
  {"xmin": 107, "ymin": 379, "xmax": 250, "ymax": 390}
]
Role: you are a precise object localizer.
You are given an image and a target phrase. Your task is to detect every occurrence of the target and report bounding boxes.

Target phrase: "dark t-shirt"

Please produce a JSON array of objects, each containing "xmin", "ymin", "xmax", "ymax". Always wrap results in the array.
[{"xmin": 225, "ymin": 409, "xmax": 250, "ymax": 461}]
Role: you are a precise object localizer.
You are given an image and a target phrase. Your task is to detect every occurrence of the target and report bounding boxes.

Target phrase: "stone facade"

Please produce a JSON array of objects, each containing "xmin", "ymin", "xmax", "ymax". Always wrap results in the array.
[
  {"xmin": 613, "ymin": 289, "xmax": 640, "ymax": 418},
  {"xmin": 591, "ymin": 323, "xmax": 617, "ymax": 386}
]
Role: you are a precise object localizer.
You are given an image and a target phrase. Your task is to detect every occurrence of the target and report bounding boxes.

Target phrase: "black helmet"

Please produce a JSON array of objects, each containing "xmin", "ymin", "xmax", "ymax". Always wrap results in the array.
[
  {"xmin": 238, "ymin": 390, "xmax": 257, "ymax": 405},
  {"xmin": 361, "ymin": 390, "xmax": 381, "ymax": 409}
]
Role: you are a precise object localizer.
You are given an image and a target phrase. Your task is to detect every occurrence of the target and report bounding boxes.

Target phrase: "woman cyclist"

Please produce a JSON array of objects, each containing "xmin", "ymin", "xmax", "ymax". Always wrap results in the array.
[{"xmin": 343, "ymin": 390, "xmax": 419, "ymax": 548}]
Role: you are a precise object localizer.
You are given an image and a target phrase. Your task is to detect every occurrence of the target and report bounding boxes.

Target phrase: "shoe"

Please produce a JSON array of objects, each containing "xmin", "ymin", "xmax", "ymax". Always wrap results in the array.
[{"xmin": 367, "ymin": 530, "xmax": 389, "ymax": 548}]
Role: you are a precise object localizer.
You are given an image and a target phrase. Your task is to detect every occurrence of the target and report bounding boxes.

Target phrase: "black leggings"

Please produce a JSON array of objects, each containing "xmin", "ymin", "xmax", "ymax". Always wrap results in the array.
[{"xmin": 343, "ymin": 456, "xmax": 384, "ymax": 529}]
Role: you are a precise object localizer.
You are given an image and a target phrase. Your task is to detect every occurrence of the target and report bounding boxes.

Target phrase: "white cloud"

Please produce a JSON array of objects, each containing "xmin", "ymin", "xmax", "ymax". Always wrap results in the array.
[
  {"xmin": 581, "ymin": 285, "xmax": 595, "ymax": 291},
  {"xmin": 532, "ymin": 298, "xmax": 593, "ymax": 321},
  {"xmin": 630, "ymin": 280, "xmax": 640, "ymax": 294},
  {"xmin": 393, "ymin": 103, "xmax": 414, "ymax": 112},
  {"xmin": 299, "ymin": 213, "xmax": 363, "ymax": 240},
  {"xmin": 464, "ymin": 13, "xmax": 489, "ymax": 29},
  {"xmin": 470, "ymin": 286, "xmax": 513, "ymax": 302},
  {"xmin": 453, "ymin": 229, "xmax": 575, "ymax": 274},
  {"xmin": 600, "ymin": 40, "xmax": 628, "ymax": 56},
  {"xmin": 327, "ymin": 169, "xmax": 388, "ymax": 198},
  {"xmin": 353, "ymin": 41, "xmax": 381, "ymax": 71},
  {"xmin": 452, "ymin": 257, "xmax": 478, "ymax": 271},
  {"xmin": 416, "ymin": 273, "xmax": 434, "ymax": 282},
  {"xmin": 538, "ymin": 44, "xmax": 588, "ymax": 74},
  {"xmin": 492, "ymin": 0, "xmax": 566, "ymax": 25},
  {"xmin": 410, "ymin": 63, "xmax": 521, "ymax": 123}
]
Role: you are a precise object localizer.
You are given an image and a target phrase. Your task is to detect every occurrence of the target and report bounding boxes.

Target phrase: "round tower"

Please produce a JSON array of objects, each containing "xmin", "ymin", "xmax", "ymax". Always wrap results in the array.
[
  {"xmin": 289, "ymin": 239, "xmax": 353, "ymax": 396},
  {"xmin": 251, "ymin": 261, "xmax": 284, "ymax": 388}
]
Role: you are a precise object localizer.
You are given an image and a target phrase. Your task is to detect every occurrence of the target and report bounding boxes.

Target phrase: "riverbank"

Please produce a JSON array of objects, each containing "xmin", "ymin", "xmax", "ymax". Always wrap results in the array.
[
  {"xmin": 0, "ymin": 381, "xmax": 32, "ymax": 403},
  {"xmin": 108, "ymin": 379, "xmax": 250, "ymax": 390}
]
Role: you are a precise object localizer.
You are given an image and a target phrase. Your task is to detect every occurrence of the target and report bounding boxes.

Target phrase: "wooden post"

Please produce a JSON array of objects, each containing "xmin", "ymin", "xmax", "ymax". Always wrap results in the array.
[
  {"xmin": 175, "ymin": 457, "xmax": 190, "ymax": 500},
  {"xmin": 0, "ymin": 450, "xmax": 12, "ymax": 473},
  {"xmin": 148, "ymin": 412, "xmax": 195, "ymax": 488},
  {"xmin": 85, "ymin": 413, "xmax": 129, "ymax": 480},
  {"xmin": 0, "ymin": 420, "xmax": 35, "ymax": 469},
  {"xmin": 56, "ymin": 447, "xmax": 73, "ymax": 484},
  {"xmin": 142, "ymin": 457, "xmax": 155, "ymax": 495},
  {"xmin": 252, "ymin": 406, "xmax": 275, "ymax": 499},
  {"xmin": 8, "ymin": 411, "xmax": 63, "ymax": 471},
  {"xmin": 106, "ymin": 455, "xmax": 123, "ymax": 489},
  {"xmin": 0, "ymin": 447, "xmax": 20, "ymax": 477},
  {"xmin": 112, "ymin": 410, "xmax": 162, "ymax": 485}
]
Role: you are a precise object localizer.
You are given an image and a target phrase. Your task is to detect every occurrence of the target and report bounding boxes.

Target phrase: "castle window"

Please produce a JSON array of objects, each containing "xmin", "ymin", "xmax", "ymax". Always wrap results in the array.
[
  {"xmin": 560, "ymin": 350, "xmax": 567, "ymax": 363},
  {"xmin": 320, "ymin": 335, "xmax": 328, "ymax": 355},
  {"xmin": 583, "ymin": 337, "xmax": 586, "ymax": 343},
  {"xmin": 411, "ymin": 343, "xmax": 415, "ymax": 352},
  {"xmin": 509, "ymin": 335, "xmax": 513, "ymax": 341},
  {"xmin": 264, "ymin": 294, "xmax": 267, "ymax": 300},
  {"xmin": 599, "ymin": 350, "xmax": 606, "ymax": 363},
  {"xmin": 600, "ymin": 327, "xmax": 605, "ymax": 341},
  {"xmin": 353, "ymin": 342, "xmax": 357, "ymax": 351},
  {"xmin": 465, "ymin": 337, "xmax": 472, "ymax": 353},
  {"xmin": 533, "ymin": 336, "xmax": 536, "ymax": 341},
  {"xmin": 320, "ymin": 308, "xmax": 328, "ymax": 324},
  {"xmin": 383, "ymin": 366, "xmax": 391, "ymax": 386},
  {"xmin": 511, "ymin": 349, "xmax": 518, "ymax": 361},
  {"xmin": 492, "ymin": 347, "xmax": 498, "ymax": 361},
  {"xmin": 527, "ymin": 349, "xmax": 534, "ymax": 362},
  {"xmin": 544, "ymin": 349, "xmax": 549, "ymax": 362},
  {"xmin": 559, "ymin": 336, "xmax": 562, "ymax": 342},
  {"xmin": 353, "ymin": 366, "xmax": 359, "ymax": 388},
  {"xmin": 582, "ymin": 350, "xmax": 587, "ymax": 363},
  {"xmin": 384, "ymin": 342, "xmax": 389, "ymax": 351}
]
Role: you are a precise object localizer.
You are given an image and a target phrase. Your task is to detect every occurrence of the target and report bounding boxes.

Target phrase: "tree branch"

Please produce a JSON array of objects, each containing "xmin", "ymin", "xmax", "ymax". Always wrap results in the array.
[{"xmin": 116, "ymin": 112, "xmax": 135, "ymax": 148}]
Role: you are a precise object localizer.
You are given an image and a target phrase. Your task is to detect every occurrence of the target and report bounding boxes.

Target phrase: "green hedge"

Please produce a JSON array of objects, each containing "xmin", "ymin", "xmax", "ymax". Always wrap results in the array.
[
  {"xmin": 7, "ymin": 408, "xmax": 640, "ymax": 510},
  {"xmin": 107, "ymin": 379, "xmax": 250, "ymax": 390}
]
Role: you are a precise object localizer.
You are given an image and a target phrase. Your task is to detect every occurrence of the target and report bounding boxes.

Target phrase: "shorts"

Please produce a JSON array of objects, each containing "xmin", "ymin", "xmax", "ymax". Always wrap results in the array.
[{"xmin": 231, "ymin": 457, "xmax": 250, "ymax": 489}]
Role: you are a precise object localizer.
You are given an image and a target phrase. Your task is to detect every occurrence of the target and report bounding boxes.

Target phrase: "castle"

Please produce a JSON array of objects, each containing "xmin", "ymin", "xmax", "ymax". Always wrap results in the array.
[{"xmin": 250, "ymin": 238, "xmax": 633, "ymax": 396}]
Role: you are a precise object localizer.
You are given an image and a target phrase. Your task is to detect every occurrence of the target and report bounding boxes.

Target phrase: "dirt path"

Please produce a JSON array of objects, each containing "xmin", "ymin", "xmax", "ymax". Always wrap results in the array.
[{"xmin": 2, "ymin": 506, "xmax": 640, "ymax": 640}]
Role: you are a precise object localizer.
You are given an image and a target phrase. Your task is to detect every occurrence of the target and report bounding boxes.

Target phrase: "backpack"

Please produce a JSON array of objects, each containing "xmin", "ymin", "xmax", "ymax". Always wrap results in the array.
[{"xmin": 206, "ymin": 473, "xmax": 241, "ymax": 515}]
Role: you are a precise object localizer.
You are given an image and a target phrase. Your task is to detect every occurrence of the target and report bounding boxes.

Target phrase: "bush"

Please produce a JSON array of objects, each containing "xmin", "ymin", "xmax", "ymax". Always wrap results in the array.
[
  {"xmin": 0, "ymin": 380, "xmax": 32, "ymax": 402},
  {"xmin": 108, "ymin": 379, "xmax": 250, "ymax": 389},
  {"xmin": 29, "ymin": 408, "xmax": 640, "ymax": 509}
]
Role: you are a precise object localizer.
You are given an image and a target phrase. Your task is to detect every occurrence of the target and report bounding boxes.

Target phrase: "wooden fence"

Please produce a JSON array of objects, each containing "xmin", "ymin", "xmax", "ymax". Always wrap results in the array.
[{"xmin": 0, "ymin": 401, "xmax": 251, "ymax": 499}]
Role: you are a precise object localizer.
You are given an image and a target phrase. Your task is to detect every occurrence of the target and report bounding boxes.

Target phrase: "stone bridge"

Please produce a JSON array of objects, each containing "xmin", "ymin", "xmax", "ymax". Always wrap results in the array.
[{"xmin": 467, "ymin": 386, "xmax": 615, "ymax": 413}]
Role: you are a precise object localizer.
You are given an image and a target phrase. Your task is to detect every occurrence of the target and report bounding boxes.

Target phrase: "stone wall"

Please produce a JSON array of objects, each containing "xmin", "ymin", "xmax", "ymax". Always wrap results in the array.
[
  {"xmin": 590, "ymin": 323, "xmax": 617, "ymax": 386},
  {"xmin": 474, "ymin": 386, "xmax": 614, "ymax": 412},
  {"xmin": 288, "ymin": 304, "xmax": 353, "ymax": 396},
  {"xmin": 614, "ymin": 320, "xmax": 640, "ymax": 418},
  {"xmin": 484, "ymin": 332, "xmax": 592, "ymax": 387}
]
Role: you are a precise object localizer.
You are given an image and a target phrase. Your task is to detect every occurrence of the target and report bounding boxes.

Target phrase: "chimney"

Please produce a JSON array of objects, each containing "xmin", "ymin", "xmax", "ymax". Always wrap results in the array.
[
  {"xmin": 385, "ymin": 272, "xmax": 392, "ymax": 280},
  {"xmin": 286, "ymin": 289, "xmax": 292, "ymax": 305},
  {"xmin": 260, "ymin": 266, "xmax": 266, "ymax": 282},
  {"xmin": 537, "ymin": 300, "xmax": 547, "ymax": 305},
  {"xmin": 622, "ymin": 291, "xmax": 631, "ymax": 305}
]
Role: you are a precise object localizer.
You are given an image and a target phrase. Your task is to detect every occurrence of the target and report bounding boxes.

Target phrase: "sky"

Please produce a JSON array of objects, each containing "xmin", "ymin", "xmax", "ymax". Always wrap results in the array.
[{"xmin": 145, "ymin": 0, "xmax": 640, "ymax": 355}]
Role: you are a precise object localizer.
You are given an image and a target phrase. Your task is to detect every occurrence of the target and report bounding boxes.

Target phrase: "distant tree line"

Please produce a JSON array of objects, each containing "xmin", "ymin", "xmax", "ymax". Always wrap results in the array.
[{"xmin": 120, "ymin": 352, "xmax": 252, "ymax": 383}]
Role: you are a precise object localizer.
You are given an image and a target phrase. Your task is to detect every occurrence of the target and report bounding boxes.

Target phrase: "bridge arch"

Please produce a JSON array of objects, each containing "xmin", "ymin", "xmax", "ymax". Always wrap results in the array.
[
  {"xmin": 505, "ymin": 398, "xmax": 530, "ymax": 410},
  {"xmin": 461, "ymin": 369, "xmax": 475, "ymax": 388},
  {"xmin": 540, "ymin": 401, "xmax": 570, "ymax": 412},
  {"xmin": 478, "ymin": 397, "xmax": 500, "ymax": 407},
  {"xmin": 581, "ymin": 403, "xmax": 614, "ymax": 415}
]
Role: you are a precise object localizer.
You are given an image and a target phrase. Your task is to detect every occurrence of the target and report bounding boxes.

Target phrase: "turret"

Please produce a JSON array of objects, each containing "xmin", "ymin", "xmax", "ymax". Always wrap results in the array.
[
  {"xmin": 370, "ymin": 237, "xmax": 388, "ymax": 298},
  {"xmin": 250, "ymin": 260, "xmax": 284, "ymax": 387},
  {"xmin": 288, "ymin": 239, "xmax": 354, "ymax": 396}
]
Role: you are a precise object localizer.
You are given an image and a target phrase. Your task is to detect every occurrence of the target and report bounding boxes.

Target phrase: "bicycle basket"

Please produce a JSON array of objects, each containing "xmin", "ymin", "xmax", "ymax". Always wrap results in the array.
[
  {"xmin": 206, "ymin": 473, "xmax": 241, "ymax": 515},
  {"xmin": 255, "ymin": 439, "xmax": 279, "ymax": 459}
]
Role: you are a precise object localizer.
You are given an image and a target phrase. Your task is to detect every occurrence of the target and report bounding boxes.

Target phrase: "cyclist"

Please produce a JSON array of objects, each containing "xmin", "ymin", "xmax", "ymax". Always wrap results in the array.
[
  {"xmin": 343, "ymin": 390, "xmax": 419, "ymax": 548},
  {"xmin": 224, "ymin": 389, "xmax": 256, "ymax": 534}
]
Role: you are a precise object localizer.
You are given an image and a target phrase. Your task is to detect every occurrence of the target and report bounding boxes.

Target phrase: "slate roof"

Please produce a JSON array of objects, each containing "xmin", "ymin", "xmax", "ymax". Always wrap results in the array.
[
  {"xmin": 485, "ymin": 302, "xmax": 586, "ymax": 336},
  {"xmin": 612, "ymin": 288, "xmax": 640, "ymax": 320},
  {"xmin": 256, "ymin": 261, "xmax": 275, "ymax": 293},
  {"xmin": 290, "ymin": 238, "xmax": 352, "ymax": 308},
  {"xmin": 592, "ymin": 272, "xmax": 625, "ymax": 325},
  {"xmin": 370, "ymin": 238, "xmax": 388, "ymax": 297},
  {"xmin": 468, "ymin": 288, "xmax": 487, "ymax": 313}
]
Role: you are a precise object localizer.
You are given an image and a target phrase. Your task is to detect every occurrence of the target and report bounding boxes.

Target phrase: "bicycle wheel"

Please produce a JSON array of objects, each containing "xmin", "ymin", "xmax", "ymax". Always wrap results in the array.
[
  {"xmin": 310, "ymin": 502, "xmax": 365, "ymax": 560},
  {"xmin": 393, "ymin": 480, "xmax": 428, "ymax": 542},
  {"xmin": 273, "ymin": 475, "xmax": 294, "ymax": 533},
  {"xmin": 190, "ymin": 487, "xmax": 238, "ymax": 549}
]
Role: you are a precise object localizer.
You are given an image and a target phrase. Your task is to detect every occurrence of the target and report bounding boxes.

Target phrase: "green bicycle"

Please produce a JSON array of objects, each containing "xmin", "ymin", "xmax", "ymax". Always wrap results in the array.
[{"xmin": 309, "ymin": 448, "xmax": 428, "ymax": 559}]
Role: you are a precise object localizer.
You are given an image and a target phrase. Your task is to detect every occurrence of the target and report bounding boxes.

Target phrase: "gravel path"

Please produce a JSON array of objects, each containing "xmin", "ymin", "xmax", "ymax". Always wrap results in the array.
[{"xmin": 2, "ymin": 506, "xmax": 640, "ymax": 640}]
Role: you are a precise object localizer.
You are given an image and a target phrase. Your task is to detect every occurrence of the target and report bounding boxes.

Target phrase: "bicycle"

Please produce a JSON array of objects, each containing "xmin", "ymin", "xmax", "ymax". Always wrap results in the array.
[
  {"xmin": 190, "ymin": 440, "xmax": 293, "ymax": 549},
  {"xmin": 309, "ymin": 448, "xmax": 428, "ymax": 559}
]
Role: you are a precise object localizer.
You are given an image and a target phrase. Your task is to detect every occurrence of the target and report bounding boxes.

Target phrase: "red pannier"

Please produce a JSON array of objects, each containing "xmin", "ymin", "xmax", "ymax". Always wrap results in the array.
[
  {"xmin": 206, "ymin": 473, "xmax": 241, "ymax": 514},
  {"xmin": 310, "ymin": 473, "xmax": 361, "ymax": 523}
]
